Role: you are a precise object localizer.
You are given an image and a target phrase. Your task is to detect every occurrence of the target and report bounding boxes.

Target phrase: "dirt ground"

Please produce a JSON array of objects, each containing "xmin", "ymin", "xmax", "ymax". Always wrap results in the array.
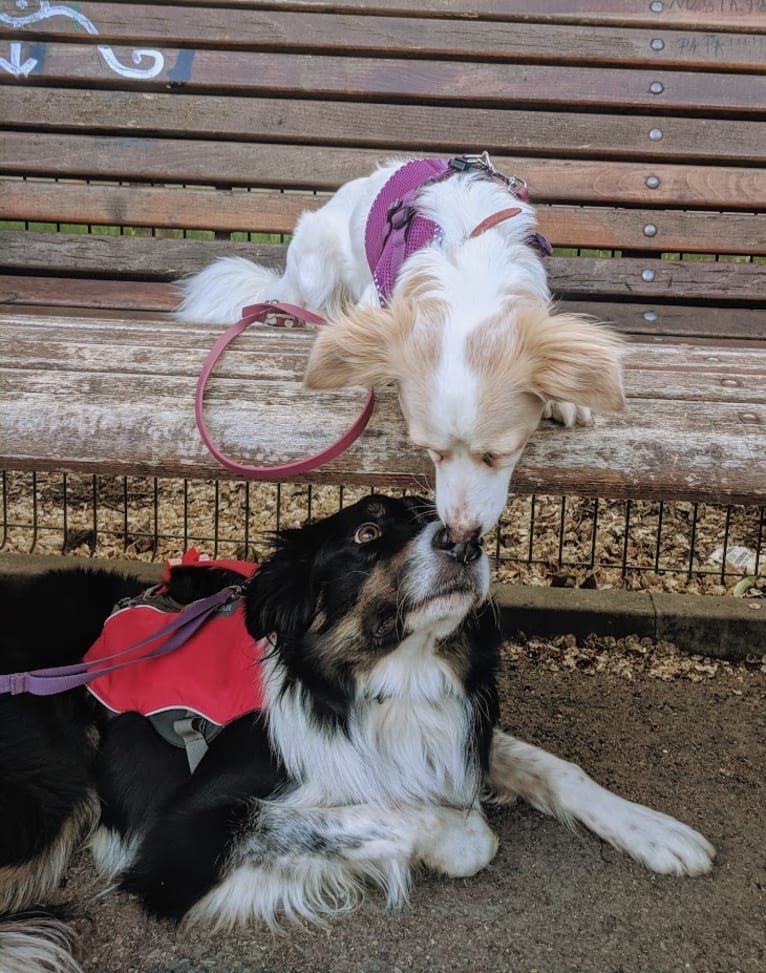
[{"xmin": 61, "ymin": 635, "xmax": 765, "ymax": 973}]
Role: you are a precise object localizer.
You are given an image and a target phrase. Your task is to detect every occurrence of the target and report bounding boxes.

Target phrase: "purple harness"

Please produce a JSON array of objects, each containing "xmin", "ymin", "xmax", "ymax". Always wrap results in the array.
[{"xmin": 364, "ymin": 154, "xmax": 551, "ymax": 307}]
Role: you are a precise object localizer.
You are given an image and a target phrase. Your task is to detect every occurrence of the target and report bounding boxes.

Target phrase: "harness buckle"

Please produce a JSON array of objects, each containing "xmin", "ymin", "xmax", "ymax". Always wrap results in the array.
[{"xmin": 387, "ymin": 200, "xmax": 415, "ymax": 231}]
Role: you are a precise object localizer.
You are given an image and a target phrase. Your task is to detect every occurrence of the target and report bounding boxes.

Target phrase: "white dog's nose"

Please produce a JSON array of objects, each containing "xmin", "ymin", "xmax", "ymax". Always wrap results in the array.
[
  {"xmin": 445, "ymin": 524, "xmax": 482, "ymax": 546},
  {"xmin": 434, "ymin": 526, "xmax": 483, "ymax": 564}
]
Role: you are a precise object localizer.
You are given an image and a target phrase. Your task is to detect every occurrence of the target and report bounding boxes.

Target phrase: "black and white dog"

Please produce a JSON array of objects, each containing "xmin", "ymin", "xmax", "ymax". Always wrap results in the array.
[{"xmin": 0, "ymin": 496, "xmax": 714, "ymax": 973}]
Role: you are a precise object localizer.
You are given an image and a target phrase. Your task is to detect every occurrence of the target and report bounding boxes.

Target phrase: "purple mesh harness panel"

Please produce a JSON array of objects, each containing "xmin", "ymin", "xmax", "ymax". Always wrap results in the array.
[{"xmin": 364, "ymin": 157, "xmax": 451, "ymax": 307}]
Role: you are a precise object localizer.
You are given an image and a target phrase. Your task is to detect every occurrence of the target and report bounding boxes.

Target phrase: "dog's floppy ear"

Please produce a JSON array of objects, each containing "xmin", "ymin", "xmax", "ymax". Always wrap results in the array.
[
  {"xmin": 525, "ymin": 310, "xmax": 626, "ymax": 413},
  {"xmin": 303, "ymin": 306, "xmax": 399, "ymax": 389},
  {"xmin": 245, "ymin": 529, "xmax": 318, "ymax": 640}
]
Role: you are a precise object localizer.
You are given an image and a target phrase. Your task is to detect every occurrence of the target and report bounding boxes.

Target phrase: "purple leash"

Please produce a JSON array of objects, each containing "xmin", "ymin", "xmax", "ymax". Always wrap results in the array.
[{"xmin": 0, "ymin": 586, "xmax": 236, "ymax": 697}]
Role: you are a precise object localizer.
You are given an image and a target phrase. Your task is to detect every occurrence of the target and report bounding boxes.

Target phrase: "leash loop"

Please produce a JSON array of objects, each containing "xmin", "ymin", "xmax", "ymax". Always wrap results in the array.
[
  {"xmin": 194, "ymin": 301, "xmax": 375, "ymax": 480},
  {"xmin": 451, "ymin": 151, "xmax": 530, "ymax": 201}
]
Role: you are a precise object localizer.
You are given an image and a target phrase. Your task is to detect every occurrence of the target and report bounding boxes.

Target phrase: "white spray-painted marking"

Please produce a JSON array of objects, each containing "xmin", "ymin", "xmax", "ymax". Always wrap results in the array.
[{"xmin": 0, "ymin": 1, "xmax": 165, "ymax": 79}]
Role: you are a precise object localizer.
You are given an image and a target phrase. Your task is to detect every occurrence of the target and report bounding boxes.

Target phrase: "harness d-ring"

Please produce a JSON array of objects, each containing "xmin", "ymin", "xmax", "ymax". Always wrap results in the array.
[{"xmin": 194, "ymin": 301, "xmax": 375, "ymax": 480}]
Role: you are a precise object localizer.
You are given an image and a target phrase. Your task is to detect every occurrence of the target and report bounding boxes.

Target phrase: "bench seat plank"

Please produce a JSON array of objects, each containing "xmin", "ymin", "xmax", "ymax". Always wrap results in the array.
[
  {"xmin": 1, "ymin": 309, "xmax": 763, "ymax": 504},
  {"xmin": 4, "ymin": 313, "xmax": 765, "ymax": 399}
]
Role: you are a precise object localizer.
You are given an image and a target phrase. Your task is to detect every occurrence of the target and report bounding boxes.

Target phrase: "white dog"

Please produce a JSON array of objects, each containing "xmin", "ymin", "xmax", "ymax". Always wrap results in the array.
[{"xmin": 178, "ymin": 154, "xmax": 625, "ymax": 542}]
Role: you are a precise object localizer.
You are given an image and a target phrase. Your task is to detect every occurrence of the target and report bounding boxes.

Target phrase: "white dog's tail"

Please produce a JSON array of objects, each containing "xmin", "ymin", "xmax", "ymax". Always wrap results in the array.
[
  {"xmin": 175, "ymin": 256, "xmax": 282, "ymax": 324},
  {"xmin": 0, "ymin": 914, "xmax": 83, "ymax": 973}
]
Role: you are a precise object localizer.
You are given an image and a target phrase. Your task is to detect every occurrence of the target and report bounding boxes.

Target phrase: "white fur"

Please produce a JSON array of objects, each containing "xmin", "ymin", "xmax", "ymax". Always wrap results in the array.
[
  {"xmin": 89, "ymin": 826, "xmax": 139, "ymax": 880},
  {"xmin": 487, "ymin": 731, "xmax": 715, "ymax": 877},
  {"xmin": 177, "ymin": 157, "xmax": 625, "ymax": 539},
  {"xmin": 0, "ymin": 918, "xmax": 83, "ymax": 973}
]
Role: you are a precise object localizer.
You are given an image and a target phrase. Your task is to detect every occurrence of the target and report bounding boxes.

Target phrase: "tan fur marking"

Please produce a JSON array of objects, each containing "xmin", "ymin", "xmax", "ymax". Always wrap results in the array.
[
  {"xmin": 0, "ymin": 791, "xmax": 99, "ymax": 913},
  {"xmin": 465, "ymin": 303, "xmax": 626, "ymax": 439},
  {"xmin": 304, "ymin": 268, "xmax": 448, "ymax": 393}
]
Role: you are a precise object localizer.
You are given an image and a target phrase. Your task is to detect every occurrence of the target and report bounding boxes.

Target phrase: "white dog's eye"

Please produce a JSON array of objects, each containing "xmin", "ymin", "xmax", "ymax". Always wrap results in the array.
[
  {"xmin": 481, "ymin": 452, "xmax": 498, "ymax": 468},
  {"xmin": 354, "ymin": 523, "xmax": 381, "ymax": 544},
  {"xmin": 427, "ymin": 448, "xmax": 448, "ymax": 464}
]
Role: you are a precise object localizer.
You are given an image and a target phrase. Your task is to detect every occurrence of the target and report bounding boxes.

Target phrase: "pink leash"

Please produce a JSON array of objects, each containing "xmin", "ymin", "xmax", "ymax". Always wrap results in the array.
[{"xmin": 194, "ymin": 301, "xmax": 375, "ymax": 480}]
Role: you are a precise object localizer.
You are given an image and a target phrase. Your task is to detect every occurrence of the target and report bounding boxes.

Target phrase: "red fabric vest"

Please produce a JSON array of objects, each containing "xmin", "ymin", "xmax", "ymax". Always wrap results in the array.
[{"xmin": 83, "ymin": 553, "xmax": 268, "ymax": 725}]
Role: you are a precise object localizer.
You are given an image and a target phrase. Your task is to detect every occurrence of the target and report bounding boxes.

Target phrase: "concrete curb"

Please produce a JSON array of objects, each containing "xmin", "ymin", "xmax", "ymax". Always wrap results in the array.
[
  {"xmin": 1, "ymin": 553, "xmax": 762, "ymax": 662},
  {"xmin": 492, "ymin": 584, "xmax": 764, "ymax": 661}
]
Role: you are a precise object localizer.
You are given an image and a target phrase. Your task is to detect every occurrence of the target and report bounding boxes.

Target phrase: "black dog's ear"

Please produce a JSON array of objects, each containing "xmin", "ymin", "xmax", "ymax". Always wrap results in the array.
[
  {"xmin": 244, "ymin": 528, "xmax": 318, "ymax": 640},
  {"xmin": 165, "ymin": 566, "xmax": 247, "ymax": 605}
]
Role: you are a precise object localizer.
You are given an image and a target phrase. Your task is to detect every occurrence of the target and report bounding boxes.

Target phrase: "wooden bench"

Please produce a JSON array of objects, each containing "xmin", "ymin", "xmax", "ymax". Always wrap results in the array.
[{"xmin": 1, "ymin": 1, "xmax": 764, "ymax": 509}]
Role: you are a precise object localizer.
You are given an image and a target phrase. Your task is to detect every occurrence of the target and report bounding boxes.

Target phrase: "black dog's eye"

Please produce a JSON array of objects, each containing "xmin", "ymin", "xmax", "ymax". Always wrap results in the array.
[{"xmin": 354, "ymin": 522, "xmax": 381, "ymax": 544}]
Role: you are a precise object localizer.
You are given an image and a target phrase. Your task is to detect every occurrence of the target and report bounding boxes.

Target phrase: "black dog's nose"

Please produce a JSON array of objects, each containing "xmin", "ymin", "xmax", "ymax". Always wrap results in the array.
[{"xmin": 433, "ymin": 526, "xmax": 483, "ymax": 564}]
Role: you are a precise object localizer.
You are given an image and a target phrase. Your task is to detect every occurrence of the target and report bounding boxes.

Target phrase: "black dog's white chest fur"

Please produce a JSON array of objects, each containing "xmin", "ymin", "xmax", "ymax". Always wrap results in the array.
[{"xmin": 265, "ymin": 639, "xmax": 480, "ymax": 808}]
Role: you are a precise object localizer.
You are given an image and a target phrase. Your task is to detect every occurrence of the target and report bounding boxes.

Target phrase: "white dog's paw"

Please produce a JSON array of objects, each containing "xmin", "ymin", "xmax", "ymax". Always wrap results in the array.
[
  {"xmin": 417, "ymin": 808, "xmax": 499, "ymax": 878},
  {"xmin": 543, "ymin": 401, "xmax": 594, "ymax": 427},
  {"xmin": 594, "ymin": 801, "xmax": 716, "ymax": 877}
]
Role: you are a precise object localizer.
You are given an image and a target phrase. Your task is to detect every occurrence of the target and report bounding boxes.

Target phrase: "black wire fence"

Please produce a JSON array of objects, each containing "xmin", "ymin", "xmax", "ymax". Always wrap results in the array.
[{"xmin": 2, "ymin": 471, "xmax": 763, "ymax": 594}]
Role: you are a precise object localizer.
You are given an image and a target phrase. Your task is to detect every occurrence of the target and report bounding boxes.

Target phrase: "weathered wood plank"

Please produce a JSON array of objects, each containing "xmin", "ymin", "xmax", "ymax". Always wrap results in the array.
[
  {"xmin": 1, "ymin": 362, "xmax": 763, "ymax": 503},
  {"xmin": 3, "ymin": 6, "xmax": 765, "ymax": 71},
  {"xmin": 2, "ymin": 313, "xmax": 764, "ymax": 401},
  {"xmin": 4, "ymin": 94, "xmax": 764, "ymax": 166},
  {"xmin": 0, "ymin": 232, "xmax": 287, "ymax": 280},
  {"xmin": 565, "ymin": 302, "xmax": 766, "ymax": 340},
  {"xmin": 0, "ymin": 277, "xmax": 179, "ymax": 312},
  {"xmin": 2, "ymin": 44, "xmax": 764, "ymax": 115}
]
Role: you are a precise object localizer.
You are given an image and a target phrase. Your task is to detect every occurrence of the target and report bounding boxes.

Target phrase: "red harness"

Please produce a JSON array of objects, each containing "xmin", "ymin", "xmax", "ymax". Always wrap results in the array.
[{"xmin": 83, "ymin": 552, "xmax": 269, "ymax": 769}]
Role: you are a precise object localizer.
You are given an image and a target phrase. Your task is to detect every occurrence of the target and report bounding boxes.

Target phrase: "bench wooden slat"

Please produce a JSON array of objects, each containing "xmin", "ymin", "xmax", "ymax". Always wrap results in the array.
[
  {"xmin": 4, "ymin": 145, "xmax": 765, "ymax": 210},
  {"xmin": 5, "ymin": 94, "xmax": 764, "ymax": 165},
  {"xmin": 142, "ymin": 0, "xmax": 766, "ymax": 32},
  {"xmin": 4, "ymin": 7, "xmax": 764, "ymax": 71},
  {"xmin": 4, "ymin": 233, "xmax": 764, "ymax": 297},
  {"xmin": 3, "ymin": 46, "xmax": 764, "ymax": 115},
  {"xmin": 0, "ymin": 277, "xmax": 179, "ymax": 312},
  {"xmin": 2, "ymin": 234, "xmax": 764, "ymax": 302},
  {"xmin": 1, "ymin": 311, "xmax": 763, "ymax": 503},
  {"xmin": 3, "ymin": 313, "xmax": 764, "ymax": 397},
  {"xmin": 563, "ymin": 303, "xmax": 766, "ymax": 342},
  {"xmin": 2, "ymin": 182, "xmax": 762, "ymax": 253},
  {"xmin": 4, "ymin": 257, "xmax": 765, "ymax": 309}
]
